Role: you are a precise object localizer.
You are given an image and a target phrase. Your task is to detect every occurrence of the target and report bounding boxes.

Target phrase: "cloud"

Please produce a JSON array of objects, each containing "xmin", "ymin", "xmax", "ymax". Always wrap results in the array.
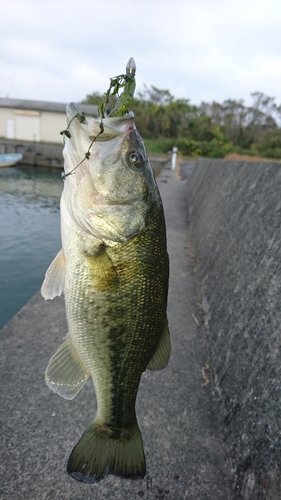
[{"xmin": 1, "ymin": 0, "xmax": 281, "ymax": 105}]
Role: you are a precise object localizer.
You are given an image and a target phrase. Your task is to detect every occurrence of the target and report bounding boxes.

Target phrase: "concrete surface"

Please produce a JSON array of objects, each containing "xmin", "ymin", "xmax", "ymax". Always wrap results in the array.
[
  {"xmin": 0, "ymin": 160, "xmax": 232, "ymax": 499},
  {"xmin": 187, "ymin": 159, "xmax": 281, "ymax": 499}
]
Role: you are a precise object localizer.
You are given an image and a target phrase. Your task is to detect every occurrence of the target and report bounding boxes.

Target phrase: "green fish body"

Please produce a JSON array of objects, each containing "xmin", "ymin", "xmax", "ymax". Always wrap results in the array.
[{"xmin": 41, "ymin": 103, "xmax": 170, "ymax": 483}]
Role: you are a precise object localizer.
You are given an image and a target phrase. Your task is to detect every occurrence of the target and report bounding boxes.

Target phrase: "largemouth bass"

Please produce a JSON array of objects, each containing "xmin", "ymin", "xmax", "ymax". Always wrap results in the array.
[{"xmin": 41, "ymin": 60, "xmax": 170, "ymax": 483}]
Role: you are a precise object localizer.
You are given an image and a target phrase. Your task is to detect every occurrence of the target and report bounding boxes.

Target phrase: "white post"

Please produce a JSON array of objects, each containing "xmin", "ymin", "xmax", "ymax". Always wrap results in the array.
[{"xmin": 171, "ymin": 146, "xmax": 178, "ymax": 170}]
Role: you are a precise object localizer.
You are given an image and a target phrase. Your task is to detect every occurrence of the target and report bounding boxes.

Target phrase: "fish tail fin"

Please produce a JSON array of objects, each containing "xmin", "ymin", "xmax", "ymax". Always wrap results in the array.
[{"xmin": 67, "ymin": 419, "xmax": 146, "ymax": 483}]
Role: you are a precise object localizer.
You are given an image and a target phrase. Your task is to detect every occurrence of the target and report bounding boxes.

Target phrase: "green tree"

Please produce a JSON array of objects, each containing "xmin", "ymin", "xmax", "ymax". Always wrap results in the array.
[
  {"xmin": 256, "ymin": 129, "xmax": 281, "ymax": 158},
  {"xmin": 81, "ymin": 86, "xmax": 281, "ymax": 159}
]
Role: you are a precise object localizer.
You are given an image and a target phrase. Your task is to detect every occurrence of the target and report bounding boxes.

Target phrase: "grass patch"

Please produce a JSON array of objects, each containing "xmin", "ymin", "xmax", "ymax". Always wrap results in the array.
[{"xmin": 143, "ymin": 139, "xmax": 170, "ymax": 156}]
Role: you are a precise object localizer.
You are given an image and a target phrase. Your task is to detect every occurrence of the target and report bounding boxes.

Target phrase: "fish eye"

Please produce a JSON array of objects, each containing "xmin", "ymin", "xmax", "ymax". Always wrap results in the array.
[{"xmin": 127, "ymin": 151, "xmax": 144, "ymax": 168}]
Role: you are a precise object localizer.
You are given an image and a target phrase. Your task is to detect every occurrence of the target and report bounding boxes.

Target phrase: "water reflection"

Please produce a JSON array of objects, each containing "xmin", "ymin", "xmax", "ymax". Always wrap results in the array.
[{"xmin": 0, "ymin": 165, "xmax": 63, "ymax": 329}]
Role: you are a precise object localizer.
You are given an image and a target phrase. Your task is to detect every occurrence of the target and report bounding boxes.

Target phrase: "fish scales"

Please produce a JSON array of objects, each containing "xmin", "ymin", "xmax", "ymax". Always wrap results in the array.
[
  {"xmin": 41, "ymin": 94, "xmax": 170, "ymax": 483},
  {"xmin": 65, "ymin": 201, "xmax": 167, "ymax": 423}
]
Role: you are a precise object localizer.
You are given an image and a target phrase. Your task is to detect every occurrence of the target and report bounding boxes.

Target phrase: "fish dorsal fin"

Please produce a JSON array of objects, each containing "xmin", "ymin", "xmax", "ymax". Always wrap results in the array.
[
  {"xmin": 146, "ymin": 319, "xmax": 171, "ymax": 371},
  {"xmin": 41, "ymin": 249, "xmax": 65, "ymax": 300},
  {"xmin": 45, "ymin": 334, "xmax": 90, "ymax": 400}
]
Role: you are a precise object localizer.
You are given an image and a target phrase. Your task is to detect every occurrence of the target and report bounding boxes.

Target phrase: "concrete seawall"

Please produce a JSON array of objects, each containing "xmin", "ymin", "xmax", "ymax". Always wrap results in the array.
[
  {"xmin": 0, "ymin": 139, "xmax": 169, "ymax": 173},
  {"xmin": 187, "ymin": 159, "xmax": 281, "ymax": 498},
  {"xmin": 0, "ymin": 138, "xmax": 63, "ymax": 167}
]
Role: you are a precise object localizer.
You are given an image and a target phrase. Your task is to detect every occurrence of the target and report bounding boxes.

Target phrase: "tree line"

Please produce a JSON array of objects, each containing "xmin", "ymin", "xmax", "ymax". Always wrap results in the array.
[{"xmin": 82, "ymin": 86, "xmax": 281, "ymax": 158}]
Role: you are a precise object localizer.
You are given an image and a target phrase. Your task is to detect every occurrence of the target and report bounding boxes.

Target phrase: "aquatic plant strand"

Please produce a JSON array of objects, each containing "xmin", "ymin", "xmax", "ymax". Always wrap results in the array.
[
  {"xmin": 100, "ymin": 57, "xmax": 136, "ymax": 118},
  {"xmin": 61, "ymin": 121, "xmax": 104, "ymax": 180},
  {"xmin": 61, "ymin": 58, "xmax": 136, "ymax": 180}
]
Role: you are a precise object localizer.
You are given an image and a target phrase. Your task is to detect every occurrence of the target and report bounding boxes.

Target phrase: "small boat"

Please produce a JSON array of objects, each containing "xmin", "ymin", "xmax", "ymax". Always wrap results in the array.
[{"xmin": 0, "ymin": 153, "xmax": 23, "ymax": 167}]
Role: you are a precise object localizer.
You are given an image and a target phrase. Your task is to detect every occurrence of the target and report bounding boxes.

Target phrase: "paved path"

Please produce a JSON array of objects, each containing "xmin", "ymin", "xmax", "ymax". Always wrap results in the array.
[{"xmin": 0, "ymin": 161, "xmax": 233, "ymax": 499}]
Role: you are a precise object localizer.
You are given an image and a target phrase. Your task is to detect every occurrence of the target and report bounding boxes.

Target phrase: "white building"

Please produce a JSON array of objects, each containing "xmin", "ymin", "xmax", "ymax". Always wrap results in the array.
[{"xmin": 0, "ymin": 98, "xmax": 98, "ymax": 144}]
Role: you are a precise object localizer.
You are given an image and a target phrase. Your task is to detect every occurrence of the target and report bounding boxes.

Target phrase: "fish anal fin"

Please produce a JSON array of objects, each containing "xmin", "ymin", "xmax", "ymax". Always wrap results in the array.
[
  {"xmin": 67, "ymin": 420, "xmax": 145, "ymax": 483},
  {"xmin": 146, "ymin": 319, "xmax": 171, "ymax": 371},
  {"xmin": 41, "ymin": 248, "xmax": 66, "ymax": 300},
  {"xmin": 45, "ymin": 334, "xmax": 90, "ymax": 400}
]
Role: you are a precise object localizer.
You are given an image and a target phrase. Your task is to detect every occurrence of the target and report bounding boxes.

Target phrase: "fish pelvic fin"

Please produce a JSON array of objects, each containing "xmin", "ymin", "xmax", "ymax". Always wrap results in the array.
[
  {"xmin": 67, "ymin": 420, "xmax": 146, "ymax": 483},
  {"xmin": 146, "ymin": 318, "xmax": 171, "ymax": 371},
  {"xmin": 41, "ymin": 248, "xmax": 65, "ymax": 300},
  {"xmin": 45, "ymin": 334, "xmax": 90, "ymax": 400}
]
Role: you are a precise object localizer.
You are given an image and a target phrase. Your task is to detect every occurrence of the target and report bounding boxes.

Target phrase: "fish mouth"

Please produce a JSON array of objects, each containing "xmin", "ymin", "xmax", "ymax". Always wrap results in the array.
[
  {"xmin": 62, "ymin": 106, "xmax": 137, "ymax": 182},
  {"xmin": 67, "ymin": 102, "xmax": 135, "ymax": 143},
  {"xmin": 89, "ymin": 113, "xmax": 135, "ymax": 142}
]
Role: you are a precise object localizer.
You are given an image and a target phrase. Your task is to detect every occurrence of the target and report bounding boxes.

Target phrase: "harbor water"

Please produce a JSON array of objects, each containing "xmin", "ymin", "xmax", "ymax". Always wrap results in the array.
[{"xmin": 0, "ymin": 164, "xmax": 63, "ymax": 329}]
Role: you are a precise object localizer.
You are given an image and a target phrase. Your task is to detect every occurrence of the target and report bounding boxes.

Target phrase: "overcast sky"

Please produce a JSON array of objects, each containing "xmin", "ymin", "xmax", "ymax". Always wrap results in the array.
[{"xmin": 1, "ymin": 0, "xmax": 281, "ymax": 107}]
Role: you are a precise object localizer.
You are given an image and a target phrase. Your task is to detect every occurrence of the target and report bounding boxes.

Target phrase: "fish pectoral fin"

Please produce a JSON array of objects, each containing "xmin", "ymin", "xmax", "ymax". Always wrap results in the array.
[
  {"xmin": 146, "ymin": 319, "xmax": 171, "ymax": 371},
  {"xmin": 45, "ymin": 334, "xmax": 90, "ymax": 400},
  {"xmin": 41, "ymin": 248, "xmax": 66, "ymax": 300}
]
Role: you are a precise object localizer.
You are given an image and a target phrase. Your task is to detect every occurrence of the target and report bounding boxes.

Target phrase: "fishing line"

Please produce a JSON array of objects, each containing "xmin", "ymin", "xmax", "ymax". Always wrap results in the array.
[{"xmin": 131, "ymin": 0, "xmax": 138, "ymax": 56}]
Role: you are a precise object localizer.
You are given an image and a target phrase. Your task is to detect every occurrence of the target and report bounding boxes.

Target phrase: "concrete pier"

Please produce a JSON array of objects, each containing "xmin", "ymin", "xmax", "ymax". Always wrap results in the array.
[
  {"xmin": 0, "ymin": 161, "xmax": 232, "ymax": 499},
  {"xmin": 3, "ymin": 156, "xmax": 281, "ymax": 499}
]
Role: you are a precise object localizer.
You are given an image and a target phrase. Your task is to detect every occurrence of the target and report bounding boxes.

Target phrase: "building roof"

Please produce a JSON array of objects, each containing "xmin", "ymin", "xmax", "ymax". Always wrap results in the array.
[{"xmin": 0, "ymin": 97, "xmax": 98, "ymax": 116}]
